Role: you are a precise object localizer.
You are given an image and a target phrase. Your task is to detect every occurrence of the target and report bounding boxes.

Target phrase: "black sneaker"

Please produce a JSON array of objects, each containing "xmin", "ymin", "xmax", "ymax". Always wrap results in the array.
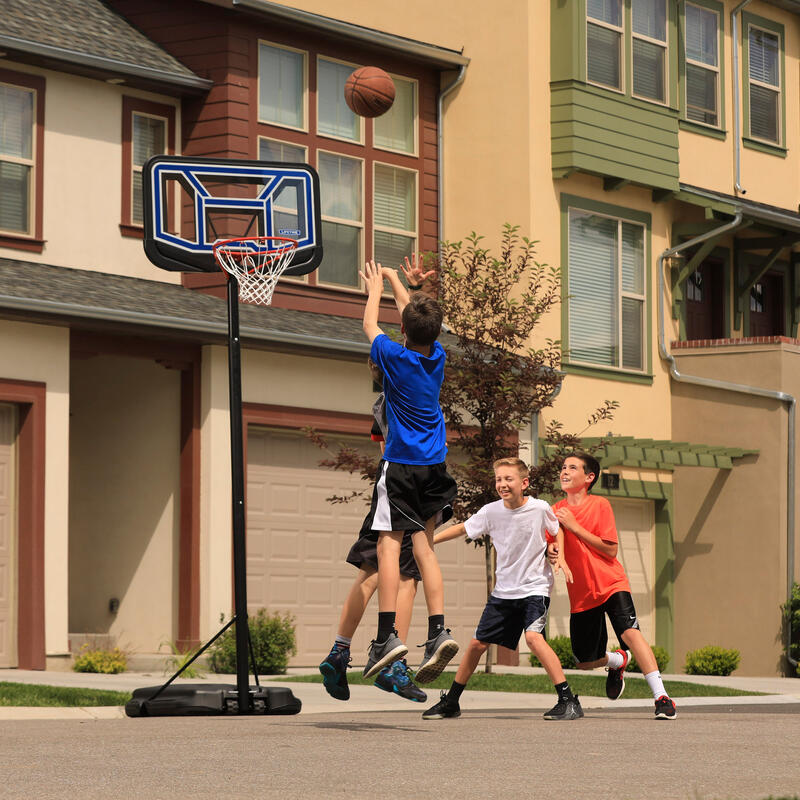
[
  {"xmin": 374, "ymin": 659, "xmax": 427, "ymax": 703},
  {"xmin": 543, "ymin": 695, "xmax": 584, "ymax": 720},
  {"xmin": 363, "ymin": 630, "xmax": 408, "ymax": 678},
  {"xmin": 319, "ymin": 645, "xmax": 351, "ymax": 701},
  {"xmin": 605, "ymin": 648, "xmax": 629, "ymax": 701},
  {"xmin": 422, "ymin": 690, "xmax": 461, "ymax": 720},
  {"xmin": 655, "ymin": 695, "xmax": 677, "ymax": 720},
  {"xmin": 415, "ymin": 628, "xmax": 459, "ymax": 684}
]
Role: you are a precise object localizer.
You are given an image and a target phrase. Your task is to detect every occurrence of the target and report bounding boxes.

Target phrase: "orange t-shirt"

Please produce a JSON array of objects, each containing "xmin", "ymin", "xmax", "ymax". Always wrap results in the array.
[{"xmin": 550, "ymin": 494, "xmax": 630, "ymax": 613}]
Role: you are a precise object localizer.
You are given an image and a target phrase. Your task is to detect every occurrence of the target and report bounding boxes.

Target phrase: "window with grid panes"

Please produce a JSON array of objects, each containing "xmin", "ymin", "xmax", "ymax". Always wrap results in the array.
[
  {"xmin": 258, "ymin": 42, "xmax": 305, "ymax": 129},
  {"xmin": 684, "ymin": 3, "xmax": 720, "ymax": 126},
  {"xmin": 748, "ymin": 25, "xmax": 781, "ymax": 144},
  {"xmin": 317, "ymin": 151, "xmax": 362, "ymax": 288},
  {"xmin": 632, "ymin": 0, "xmax": 667, "ymax": 102},
  {"xmin": 131, "ymin": 113, "xmax": 166, "ymax": 225},
  {"xmin": 568, "ymin": 208, "xmax": 645, "ymax": 371},
  {"xmin": 0, "ymin": 83, "xmax": 35, "ymax": 234},
  {"xmin": 587, "ymin": 0, "xmax": 623, "ymax": 90}
]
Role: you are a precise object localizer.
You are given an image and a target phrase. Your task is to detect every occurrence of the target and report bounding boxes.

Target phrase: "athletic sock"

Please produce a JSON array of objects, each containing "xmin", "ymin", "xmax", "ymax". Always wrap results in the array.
[
  {"xmin": 377, "ymin": 612, "xmax": 396, "ymax": 641},
  {"xmin": 333, "ymin": 635, "xmax": 351, "ymax": 650},
  {"xmin": 644, "ymin": 670, "xmax": 667, "ymax": 699},
  {"xmin": 447, "ymin": 680, "xmax": 466, "ymax": 704},
  {"xmin": 555, "ymin": 681, "xmax": 574, "ymax": 702},
  {"xmin": 606, "ymin": 650, "xmax": 626, "ymax": 669},
  {"xmin": 427, "ymin": 614, "xmax": 445, "ymax": 639}
]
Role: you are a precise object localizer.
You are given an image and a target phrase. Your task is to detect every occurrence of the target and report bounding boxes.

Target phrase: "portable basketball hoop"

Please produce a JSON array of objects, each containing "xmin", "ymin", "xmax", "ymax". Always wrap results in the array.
[{"xmin": 213, "ymin": 235, "xmax": 299, "ymax": 307}]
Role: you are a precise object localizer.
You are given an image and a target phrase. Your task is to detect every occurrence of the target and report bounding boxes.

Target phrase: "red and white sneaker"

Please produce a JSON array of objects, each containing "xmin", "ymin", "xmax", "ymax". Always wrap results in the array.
[
  {"xmin": 655, "ymin": 695, "xmax": 677, "ymax": 719},
  {"xmin": 605, "ymin": 649, "xmax": 629, "ymax": 700}
]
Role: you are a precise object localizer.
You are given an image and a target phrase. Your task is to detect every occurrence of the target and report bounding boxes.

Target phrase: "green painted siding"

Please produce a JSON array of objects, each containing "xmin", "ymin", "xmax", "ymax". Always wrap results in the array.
[{"xmin": 551, "ymin": 81, "xmax": 680, "ymax": 190}]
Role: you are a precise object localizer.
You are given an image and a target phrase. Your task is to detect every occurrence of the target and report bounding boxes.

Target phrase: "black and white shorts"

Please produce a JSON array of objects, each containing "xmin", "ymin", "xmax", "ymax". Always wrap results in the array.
[
  {"xmin": 358, "ymin": 460, "xmax": 456, "ymax": 540},
  {"xmin": 569, "ymin": 591, "xmax": 640, "ymax": 664},
  {"xmin": 474, "ymin": 594, "xmax": 551, "ymax": 650},
  {"xmin": 346, "ymin": 533, "xmax": 421, "ymax": 581}
]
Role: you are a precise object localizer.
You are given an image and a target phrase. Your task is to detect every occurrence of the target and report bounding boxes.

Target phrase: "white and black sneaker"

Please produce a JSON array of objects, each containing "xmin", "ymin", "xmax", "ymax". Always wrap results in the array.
[
  {"xmin": 362, "ymin": 631, "xmax": 408, "ymax": 678},
  {"xmin": 415, "ymin": 628, "xmax": 459, "ymax": 684},
  {"xmin": 422, "ymin": 691, "xmax": 461, "ymax": 720},
  {"xmin": 543, "ymin": 696, "xmax": 584, "ymax": 720},
  {"xmin": 605, "ymin": 648, "xmax": 629, "ymax": 701}
]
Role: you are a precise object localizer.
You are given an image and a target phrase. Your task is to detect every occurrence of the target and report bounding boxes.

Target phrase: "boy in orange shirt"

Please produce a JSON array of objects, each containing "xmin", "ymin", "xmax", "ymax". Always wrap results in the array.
[{"xmin": 552, "ymin": 451, "xmax": 676, "ymax": 720}]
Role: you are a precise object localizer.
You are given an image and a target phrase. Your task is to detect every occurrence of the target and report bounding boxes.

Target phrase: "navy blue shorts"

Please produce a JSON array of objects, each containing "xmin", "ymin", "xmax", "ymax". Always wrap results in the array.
[
  {"xmin": 569, "ymin": 591, "xmax": 640, "ymax": 664},
  {"xmin": 474, "ymin": 594, "xmax": 550, "ymax": 650}
]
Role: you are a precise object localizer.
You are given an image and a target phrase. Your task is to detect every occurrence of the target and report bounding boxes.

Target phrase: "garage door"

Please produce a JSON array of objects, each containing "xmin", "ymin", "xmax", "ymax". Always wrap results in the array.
[
  {"xmin": 0, "ymin": 403, "xmax": 17, "ymax": 668},
  {"xmin": 246, "ymin": 427, "xmax": 485, "ymax": 667},
  {"xmin": 544, "ymin": 497, "xmax": 655, "ymax": 650}
]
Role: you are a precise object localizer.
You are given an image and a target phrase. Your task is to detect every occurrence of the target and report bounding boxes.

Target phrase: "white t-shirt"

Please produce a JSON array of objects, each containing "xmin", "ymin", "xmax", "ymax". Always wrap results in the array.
[{"xmin": 463, "ymin": 496, "xmax": 560, "ymax": 599}]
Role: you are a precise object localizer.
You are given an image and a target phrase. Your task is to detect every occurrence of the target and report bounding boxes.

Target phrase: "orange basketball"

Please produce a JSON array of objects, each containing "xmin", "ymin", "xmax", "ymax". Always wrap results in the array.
[{"xmin": 344, "ymin": 67, "xmax": 396, "ymax": 118}]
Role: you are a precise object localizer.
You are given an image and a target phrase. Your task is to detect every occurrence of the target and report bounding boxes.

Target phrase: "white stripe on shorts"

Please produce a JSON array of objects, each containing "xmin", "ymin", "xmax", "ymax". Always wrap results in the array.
[{"xmin": 373, "ymin": 462, "xmax": 393, "ymax": 532}]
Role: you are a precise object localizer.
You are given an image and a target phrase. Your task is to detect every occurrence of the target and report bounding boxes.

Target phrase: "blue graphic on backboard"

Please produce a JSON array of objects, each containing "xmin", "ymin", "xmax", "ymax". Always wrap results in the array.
[{"xmin": 142, "ymin": 156, "xmax": 322, "ymax": 275}]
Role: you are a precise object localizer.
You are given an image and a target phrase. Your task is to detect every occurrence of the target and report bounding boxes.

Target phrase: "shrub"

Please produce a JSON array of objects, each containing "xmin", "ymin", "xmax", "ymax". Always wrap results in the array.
[
  {"xmin": 73, "ymin": 645, "xmax": 127, "ymax": 674},
  {"xmin": 610, "ymin": 643, "xmax": 670, "ymax": 673},
  {"xmin": 780, "ymin": 581, "xmax": 800, "ymax": 677},
  {"xmin": 684, "ymin": 646, "xmax": 740, "ymax": 676},
  {"xmin": 208, "ymin": 609, "xmax": 297, "ymax": 675},
  {"xmin": 529, "ymin": 634, "xmax": 574, "ymax": 669},
  {"xmin": 161, "ymin": 640, "xmax": 205, "ymax": 679}
]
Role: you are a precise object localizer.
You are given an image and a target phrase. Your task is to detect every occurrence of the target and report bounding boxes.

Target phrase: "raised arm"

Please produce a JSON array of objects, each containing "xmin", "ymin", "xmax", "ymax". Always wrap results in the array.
[
  {"xmin": 380, "ymin": 267, "xmax": 410, "ymax": 316},
  {"xmin": 433, "ymin": 522, "xmax": 467, "ymax": 545},
  {"xmin": 359, "ymin": 259, "xmax": 385, "ymax": 343}
]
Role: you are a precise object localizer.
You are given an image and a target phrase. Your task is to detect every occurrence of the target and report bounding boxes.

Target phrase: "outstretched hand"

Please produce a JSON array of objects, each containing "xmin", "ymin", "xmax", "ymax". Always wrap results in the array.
[
  {"xmin": 359, "ymin": 259, "xmax": 385, "ymax": 295},
  {"xmin": 400, "ymin": 253, "xmax": 436, "ymax": 288}
]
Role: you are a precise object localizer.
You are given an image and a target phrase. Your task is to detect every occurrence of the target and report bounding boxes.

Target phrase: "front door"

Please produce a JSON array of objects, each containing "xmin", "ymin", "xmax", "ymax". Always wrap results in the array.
[
  {"xmin": 685, "ymin": 258, "xmax": 724, "ymax": 340},
  {"xmin": 749, "ymin": 272, "xmax": 784, "ymax": 337}
]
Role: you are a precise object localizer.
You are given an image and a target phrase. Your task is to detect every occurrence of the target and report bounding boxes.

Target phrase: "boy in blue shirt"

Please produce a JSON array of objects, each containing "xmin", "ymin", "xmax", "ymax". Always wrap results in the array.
[{"xmin": 358, "ymin": 258, "xmax": 459, "ymax": 684}]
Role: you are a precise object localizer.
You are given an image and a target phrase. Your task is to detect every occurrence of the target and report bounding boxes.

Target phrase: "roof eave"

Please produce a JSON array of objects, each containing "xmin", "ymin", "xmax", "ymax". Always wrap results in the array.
[{"xmin": 0, "ymin": 34, "xmax": 212, "ymax": 95}]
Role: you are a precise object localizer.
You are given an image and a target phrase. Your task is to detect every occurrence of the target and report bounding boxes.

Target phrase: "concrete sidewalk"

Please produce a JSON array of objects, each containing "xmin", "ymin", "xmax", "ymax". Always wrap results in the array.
[{"xmin": 2, "ymin": 665, "xmax": 799, "ymax": 720}]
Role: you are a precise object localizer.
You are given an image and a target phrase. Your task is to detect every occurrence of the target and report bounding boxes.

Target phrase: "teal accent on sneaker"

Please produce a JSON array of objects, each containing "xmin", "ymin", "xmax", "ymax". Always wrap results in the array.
[
  {"xmin": 319, "ymin": 645, "xmax": 351, "ymax": 701},
  {"xmin": 374, "ymin": 660, "xmax": 427, "ymax": 703}
]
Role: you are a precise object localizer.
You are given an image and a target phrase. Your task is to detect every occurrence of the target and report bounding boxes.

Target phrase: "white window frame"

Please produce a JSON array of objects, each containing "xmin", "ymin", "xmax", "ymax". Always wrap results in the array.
[
  {"xmin": 747, "ymin": 23, "xmax": 782, "ymax": 146},
  {"xmin": 683, "ymin": 2, "xmax": 720, "ymax": 128},
  {"xmin": 131, "ymin": 111, "xmax": 167, "ymax": 226},
  {"xmin": 567, "ymin": 206, "xmax": 647, "ymax": 373},
  {"xmin": 586, "ymin": 1, "xmax": 625, "ymax": 94},
  {"xmin": 316, "ymin": 55, "xmax": 364, "ymax": 145},
  {"xmin": 257, "ymin": 39, "xmax": 308, "ymax": 133},
  {"xmin": 0, "ymin": 81, "xmax": 36, "ymax": 237},
  {"xmin": 372, "ymin": 160, "xmax": 418, "ymax": 274},
  {"xmin": 631, "ymin": 0, "xmax": 669, "ymax": 105},
  {"xmin": 316, "ymin": 147, "xmax": 365, "ymax": 291},
  {"xmin": 373, "ymin": 73, "xmax": 419, "ymax": 157}
]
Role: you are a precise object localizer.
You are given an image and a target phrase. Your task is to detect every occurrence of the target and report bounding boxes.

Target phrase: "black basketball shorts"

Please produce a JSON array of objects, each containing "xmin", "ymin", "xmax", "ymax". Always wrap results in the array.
[
  {"xmin": 569, "ymin": 591, "xmax": 640, "ymax": 664},
  {"xmin": 346, "ymin": 533, "xmax": 421, "ymax": 581}
]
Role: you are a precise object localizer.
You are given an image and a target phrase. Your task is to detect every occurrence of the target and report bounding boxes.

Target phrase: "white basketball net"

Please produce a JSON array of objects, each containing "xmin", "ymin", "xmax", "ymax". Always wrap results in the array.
[{"xmin": 213, "ymin": 236, "xmax": 299, "ymax": 307}]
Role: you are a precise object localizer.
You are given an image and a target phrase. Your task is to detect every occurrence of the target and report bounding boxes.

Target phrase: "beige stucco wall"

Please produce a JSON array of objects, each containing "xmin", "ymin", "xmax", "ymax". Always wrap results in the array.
[
  {"xmin": 0, "ymin": 320, "xmax": 70, "ymax": 656},
  {"xmin": 0, "ymin": 61, "xmax": 181, "ymax": 284},
  {"xmin": 69, "ymin": 354, "xmax": 181, "ymax": 652},
  {"xmin": 671, "ymin": 341, "xmax": 800, "ymax": 675}
]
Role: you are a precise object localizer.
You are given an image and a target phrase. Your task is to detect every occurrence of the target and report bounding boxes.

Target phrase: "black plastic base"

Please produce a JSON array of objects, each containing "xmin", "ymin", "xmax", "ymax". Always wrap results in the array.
[{"xmin": 124, "ymin": 684, "xmax": 302, "ymax": 717}]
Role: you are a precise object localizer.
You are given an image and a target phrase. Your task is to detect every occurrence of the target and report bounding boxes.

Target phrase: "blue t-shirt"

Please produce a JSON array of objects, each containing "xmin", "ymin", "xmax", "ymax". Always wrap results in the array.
[{"xmin": 369, "ymin": 334, "xmax": 447, "ymax": 465}]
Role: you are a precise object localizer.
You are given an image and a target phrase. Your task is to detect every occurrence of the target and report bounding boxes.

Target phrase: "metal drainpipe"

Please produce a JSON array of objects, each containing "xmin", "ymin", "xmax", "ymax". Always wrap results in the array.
[
  {"xmin": 657, "ymin": 213, "xmax": 797, "ymax": 668},
  {"xmin": 732, "ymin": 0, "xmax": 753, "ymax": 194},
  {"xmin": 437, "ymin": 64, "xmax": 467, "ymax": 259}
]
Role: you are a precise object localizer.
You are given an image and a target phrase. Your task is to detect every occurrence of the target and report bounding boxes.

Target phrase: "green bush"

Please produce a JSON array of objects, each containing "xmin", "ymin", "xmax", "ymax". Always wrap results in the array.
[
  {"xmin": 684, "ymin": 645, "xmax": 740, "ymax": 676},
  {"xmin": 529, "ymin": 635, "xmax": 574, "ymax": 669},
  {"xmin": 208, "ymin": 609, "xmax": 297, "ymax": 675},
  {"xmin": 73, "ymin": 645, "xmax": 127, "ymax": 674},
  {"xmin": 780, "ymin": 581, "xmax": 800, "ymax": 677},
  {"xmin": 610, "ymin": 643, "xmax": 670, "ymax": 673}
]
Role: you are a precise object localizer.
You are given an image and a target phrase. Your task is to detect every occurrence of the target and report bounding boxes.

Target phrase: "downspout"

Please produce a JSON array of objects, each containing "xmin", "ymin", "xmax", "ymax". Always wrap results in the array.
[
  {"xmin": 732, "ymin": 0, "xmax": 753, "ymax": 194},
  {"xmin": 657, "ymin": 213, "xmax": 797, "ymax": 669},
  {"xmin": 437, "ymin": 64, "xmax": 467, "ymax": 259}
]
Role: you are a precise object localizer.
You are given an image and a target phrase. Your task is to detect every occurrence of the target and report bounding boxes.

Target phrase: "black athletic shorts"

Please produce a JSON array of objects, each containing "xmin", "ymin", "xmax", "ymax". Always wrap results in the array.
[
  {"xmin": 474, "ymin": 594, "xmax": 550, "ymax": 650},
  {"xmin": 346, "ymin": 532, "xmax": 421, "ymax": 581},
  {"xmin": 358, "ymin": 460, "xmax": 456, "ymax": 540},
  {"xmin": 569, "ymin": 591, "xmax": 640, "ymax": 664}
]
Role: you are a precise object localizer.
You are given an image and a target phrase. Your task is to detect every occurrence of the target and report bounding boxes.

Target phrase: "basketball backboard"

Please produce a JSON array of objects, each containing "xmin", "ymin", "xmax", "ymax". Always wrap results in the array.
[{"xmin": 142, "ymin": 155, "xmax": 322, "ymax": 276}]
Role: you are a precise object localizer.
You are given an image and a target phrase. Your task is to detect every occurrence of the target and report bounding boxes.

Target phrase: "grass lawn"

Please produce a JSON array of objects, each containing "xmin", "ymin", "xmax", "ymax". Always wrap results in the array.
[
  {"xmin": 282, "ymin": 671, "xmax": 764, "ymax": 698},
  {"xmin": 0, "ymin": 682, "xmax": 132, "ymax": 707}
]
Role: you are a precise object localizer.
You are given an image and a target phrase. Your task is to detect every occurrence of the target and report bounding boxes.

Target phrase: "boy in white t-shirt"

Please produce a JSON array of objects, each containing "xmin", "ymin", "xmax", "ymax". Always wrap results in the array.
[{"xmin": 422, "ymin": 457, "xmax": 582, "ymax": 721}]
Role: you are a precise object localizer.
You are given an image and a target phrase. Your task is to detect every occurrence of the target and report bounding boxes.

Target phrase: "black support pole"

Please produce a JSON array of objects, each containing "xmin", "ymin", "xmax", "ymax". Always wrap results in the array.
[{"xmin": 227, "ymin": 276, "xmax": 251, "ymax": 714}]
